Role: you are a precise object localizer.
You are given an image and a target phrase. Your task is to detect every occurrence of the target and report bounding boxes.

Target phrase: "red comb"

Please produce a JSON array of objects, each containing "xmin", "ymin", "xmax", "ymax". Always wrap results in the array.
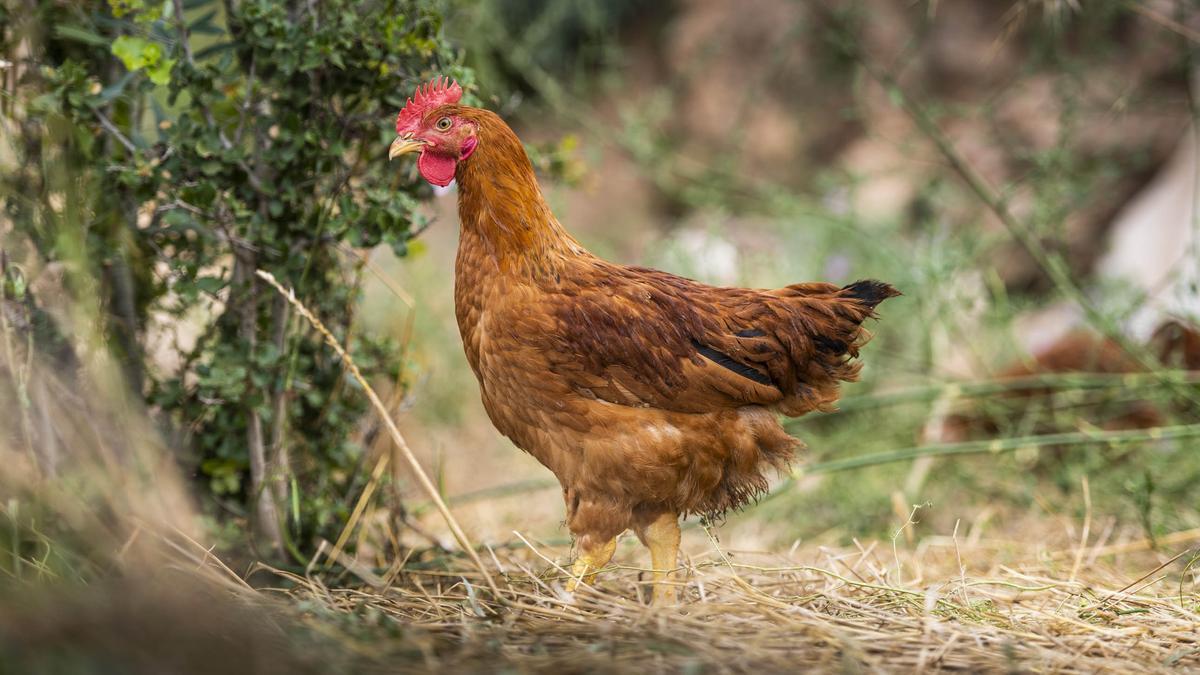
[{"xmin": 396, "ymin": 76, "xmax": 463, "ymax": 134}]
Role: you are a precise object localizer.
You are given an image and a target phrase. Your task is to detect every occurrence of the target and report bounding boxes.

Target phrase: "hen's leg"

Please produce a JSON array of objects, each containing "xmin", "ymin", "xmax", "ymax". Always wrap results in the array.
[
  {"xmin": 641, "ymin": 512, "xmax": 681, "ymax": 605},
  {"xmin": 566, "ymin": 537, "xmax": 617, "ymax": 592}
]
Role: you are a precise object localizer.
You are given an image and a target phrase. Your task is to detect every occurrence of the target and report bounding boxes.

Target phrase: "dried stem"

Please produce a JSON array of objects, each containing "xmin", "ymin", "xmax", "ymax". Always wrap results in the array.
[
  {"xmin": 816, "ymin": 371, "xmax": 1200, "ymax": 418},
  {"xmin": 801, "ymin": 423, "xmax": 1200, "ymax": 475},
  {"xmin": 235, "ymin": 254, "xmax": 282, "ymax": 555},
  {"xmin": 255, "ymin": 269, "xmax": 500, "ymax": 597},
  {"xmin": 267, "ymin": 291, "xmax": 291, "ymax": 525}
]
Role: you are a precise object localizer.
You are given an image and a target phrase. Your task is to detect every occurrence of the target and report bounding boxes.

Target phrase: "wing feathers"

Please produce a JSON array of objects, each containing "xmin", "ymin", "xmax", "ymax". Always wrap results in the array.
[
  {"xmin": 539, "ymin": 261, "xmax": 896, "ymax": 417},
  {"xmin": 691, "ymin": 339, "xmax": 776, "ymax": 387}
]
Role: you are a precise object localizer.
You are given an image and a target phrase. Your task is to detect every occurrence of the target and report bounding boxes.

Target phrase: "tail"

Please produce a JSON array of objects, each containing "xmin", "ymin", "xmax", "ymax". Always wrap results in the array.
[
  {"xmin": 840, "ymin": 279, "xmax": 902, "ymax": 310},
  {"xmin": 768, "ymin": 278, "xmax": 900, "ymax": 355},
  {"xmin": 819, "ymin": 279, "xmax": 900, "ymax": 356},
  {"xmin": 765, "ymin": 278, "xmax": 899, "ymax": 416}
]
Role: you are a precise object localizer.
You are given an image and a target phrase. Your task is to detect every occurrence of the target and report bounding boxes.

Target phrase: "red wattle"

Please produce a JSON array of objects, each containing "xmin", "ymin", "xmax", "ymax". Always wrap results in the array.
[{"xmin": 418, "ymin": 151, "xmax": 457, "ymax": 187}]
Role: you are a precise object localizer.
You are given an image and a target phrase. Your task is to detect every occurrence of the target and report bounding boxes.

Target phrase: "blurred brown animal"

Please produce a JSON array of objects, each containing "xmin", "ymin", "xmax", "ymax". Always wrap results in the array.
[{"xmin": 936, "ymin": 320, "xmax": 1200, "ymax": 446}]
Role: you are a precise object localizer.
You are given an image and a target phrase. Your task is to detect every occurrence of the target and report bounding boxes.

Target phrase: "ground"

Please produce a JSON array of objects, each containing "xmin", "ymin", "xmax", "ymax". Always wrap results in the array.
[{"xmin": 268, "ymin": 517, "xmax": 1200, "ymax": 672}]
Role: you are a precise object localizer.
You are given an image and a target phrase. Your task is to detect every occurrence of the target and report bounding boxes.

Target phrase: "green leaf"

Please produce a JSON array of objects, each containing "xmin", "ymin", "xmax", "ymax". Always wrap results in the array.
[
  {"xmin": 29, "ymin": 93, "xmax": 59, "ymax": 114},
  {"xmin": 260, "ymin": 342, "xmax": 281, "ymax": 363},
  {"xmin": 97, "ymin": 71, "xmax": 135, "ymax": 104},
  {"xmin": 111, "ymin": 35, "xmax": 163, "ymax": 73},
  {"xmin": 108, "ymin": 0, "xmax": 146, "ymax": 18},
  {"xmin": 194, "ymin": 276, "xmax": 225, "ymax": 294},
  {"xmin": 189, "ymin": 10, "xmax": 223, "ymax": 36},
  {"xmin": 195, "ymin": 41, "xmax": 234, "ymax": 60},
  {"xmin": 146, "ymin": 57, "xmax": 175, "ymax": 85},
  {"xmin": 53, "ymin": 24, "xmax": 109, "ymax": 47}
]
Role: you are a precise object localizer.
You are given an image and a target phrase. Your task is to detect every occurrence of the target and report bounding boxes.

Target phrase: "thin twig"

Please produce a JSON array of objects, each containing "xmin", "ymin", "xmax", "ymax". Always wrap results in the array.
[
  {"xmin": 1070, "ymin": 476, "xmax": 1092, "ymax": 584},
  {"xmin": 255, "ymin": 270, "xmax": 500, "ymax": 597},
  {"xmin": 1081, "ymin": 548, "xmax": 1192, "ymax": 614},
  {"xmin": 92, "ymin": 108, "xmax": 137, "ymax": 154},
  {"xmin": 812, "ymin": 371, "xmax": 1200, "ymax": 419},
  {"xmin": 326, "ymin": 452, "xmax": 389, "ymax": 569},
  {"xmin": 1125, "ymin": 0, "xmax": 1200, "ymax": 44},
  {"xmin": 799, "ymin": 423, "xmax": 1200, "ymax": 475}
]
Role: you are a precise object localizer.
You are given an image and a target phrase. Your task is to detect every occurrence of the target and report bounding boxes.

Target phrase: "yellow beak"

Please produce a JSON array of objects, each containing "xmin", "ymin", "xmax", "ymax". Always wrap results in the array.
[{"xmin": 389, "ymin": 134, "xmax": 425, "ymax": 160}]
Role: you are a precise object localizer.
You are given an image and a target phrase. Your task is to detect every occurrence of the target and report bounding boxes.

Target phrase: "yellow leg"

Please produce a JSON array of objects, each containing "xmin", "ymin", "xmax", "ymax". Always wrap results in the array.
[
  {"xmin": 643, "ymin": 512, "xmax": 681, "ymax": 605},
  {"xmin": 566, "ymin": 537, "xmax": 616, "ymax": 592}
]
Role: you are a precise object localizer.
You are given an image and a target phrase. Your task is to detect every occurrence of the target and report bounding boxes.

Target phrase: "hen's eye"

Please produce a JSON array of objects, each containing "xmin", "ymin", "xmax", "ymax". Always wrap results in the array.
[{"xmin": 435, "ymin": 117, "xmax": 452, "ymax": 131}]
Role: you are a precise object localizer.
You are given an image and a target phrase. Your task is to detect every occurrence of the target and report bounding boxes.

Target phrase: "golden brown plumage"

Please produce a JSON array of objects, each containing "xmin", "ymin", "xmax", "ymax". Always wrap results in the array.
[{"xmin": 390, "ymin": 79, "xmax": 898, "ymax": 602}]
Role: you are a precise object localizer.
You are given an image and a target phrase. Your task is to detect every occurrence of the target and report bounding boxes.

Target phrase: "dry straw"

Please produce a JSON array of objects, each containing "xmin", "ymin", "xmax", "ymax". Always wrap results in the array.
[{"xmin": 266, "ymin": 523, "xmax": 1200, "ymax": 672}]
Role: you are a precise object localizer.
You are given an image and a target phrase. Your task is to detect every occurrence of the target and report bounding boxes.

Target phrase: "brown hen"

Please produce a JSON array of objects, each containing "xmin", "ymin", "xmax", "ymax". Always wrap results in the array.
[{"xmin": 390, "ymin": 78, "xmax": 898, "ymax": 603}]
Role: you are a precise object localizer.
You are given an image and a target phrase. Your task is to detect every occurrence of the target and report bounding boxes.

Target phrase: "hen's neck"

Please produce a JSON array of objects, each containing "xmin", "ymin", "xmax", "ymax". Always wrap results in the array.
[{"xmin": 454, "ymin": 111, "xmax": 583, "ymax": 276}]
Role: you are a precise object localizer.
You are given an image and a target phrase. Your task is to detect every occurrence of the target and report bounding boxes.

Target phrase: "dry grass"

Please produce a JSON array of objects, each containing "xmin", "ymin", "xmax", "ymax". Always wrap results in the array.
[{"xmin": 249, "ymin": 523, "xmax": 1200, "ymax": 673}]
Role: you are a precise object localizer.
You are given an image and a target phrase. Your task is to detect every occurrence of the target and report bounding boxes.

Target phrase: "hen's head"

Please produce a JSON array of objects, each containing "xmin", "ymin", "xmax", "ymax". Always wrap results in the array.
[{"xmin": 389, "ymin": 77, "xmax": 478, "ymax": 187}]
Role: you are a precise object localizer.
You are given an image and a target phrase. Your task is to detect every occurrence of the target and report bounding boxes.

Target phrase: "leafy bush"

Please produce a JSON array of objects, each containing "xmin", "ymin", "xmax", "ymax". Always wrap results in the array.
[{"xmin": 1, "ymin": 0, "xmax": 470, "ymax": 557}]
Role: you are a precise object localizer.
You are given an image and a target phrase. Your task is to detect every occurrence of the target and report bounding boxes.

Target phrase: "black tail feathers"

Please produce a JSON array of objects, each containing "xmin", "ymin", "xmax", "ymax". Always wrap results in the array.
[{"xmin": 841, "ymin": 279, "xmax": 901, "ymax": 308}]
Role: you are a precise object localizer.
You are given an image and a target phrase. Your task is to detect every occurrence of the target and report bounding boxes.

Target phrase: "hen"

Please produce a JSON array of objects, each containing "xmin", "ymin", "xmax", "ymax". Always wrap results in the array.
[{"xmin": 390, "ymin": 78, "xmax": 898, "ymax": 603}]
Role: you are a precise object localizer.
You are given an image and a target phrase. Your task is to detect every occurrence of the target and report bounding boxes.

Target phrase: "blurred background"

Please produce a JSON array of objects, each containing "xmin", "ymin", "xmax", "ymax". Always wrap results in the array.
[
  {"xmin": 390, "ymin": 0, "xmax": 1200, "ymax": 549},
  {"xmin": 2, "ymin": 0, "xmax": 1199, "ymax": 670}
]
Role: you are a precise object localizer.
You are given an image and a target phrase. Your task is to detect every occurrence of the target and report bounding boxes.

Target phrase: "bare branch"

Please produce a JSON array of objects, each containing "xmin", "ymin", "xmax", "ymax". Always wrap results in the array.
[
  {"xmin": 93, "ymin": 108, "xmax": 137, "ymax": 155},
  {"xmin": 233, "ymin": 250, "xmax": 283, "ymax": 555},
  {"xmin": 233, "ymin": 52, "xmax": 256, "ymax": 147}
]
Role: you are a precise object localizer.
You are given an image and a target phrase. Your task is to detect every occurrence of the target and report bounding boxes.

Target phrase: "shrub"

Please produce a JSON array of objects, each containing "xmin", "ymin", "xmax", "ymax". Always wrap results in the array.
[{"xmin": 1, "ymin": 0, "xmax": 470, "ymax": 558}]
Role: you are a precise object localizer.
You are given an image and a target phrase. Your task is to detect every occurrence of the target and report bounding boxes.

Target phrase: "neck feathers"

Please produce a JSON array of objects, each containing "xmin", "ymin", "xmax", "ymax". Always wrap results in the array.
[{"xmin": 454, "ymin": 110, "xmax": 580, "ymax": 272}]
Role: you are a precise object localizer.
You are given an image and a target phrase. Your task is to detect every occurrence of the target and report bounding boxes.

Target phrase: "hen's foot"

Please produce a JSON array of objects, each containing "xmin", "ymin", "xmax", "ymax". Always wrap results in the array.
[{"xmin": 566, "ymin": 537, "xmax": 617, "ymax": 593}]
